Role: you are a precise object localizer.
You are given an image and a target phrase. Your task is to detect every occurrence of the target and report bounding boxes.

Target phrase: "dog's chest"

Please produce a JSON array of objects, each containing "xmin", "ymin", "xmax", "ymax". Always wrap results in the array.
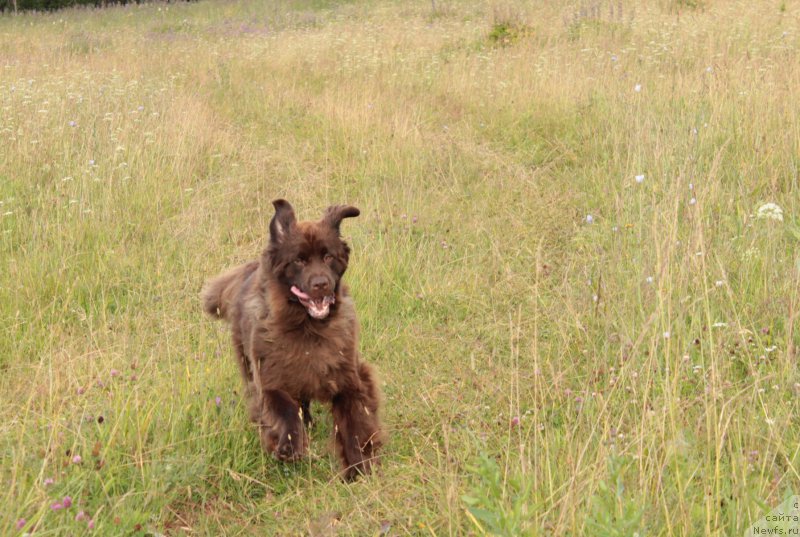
[{"xmin": 258, "ymin": 326, "xmax": 355, "ymax": 400}]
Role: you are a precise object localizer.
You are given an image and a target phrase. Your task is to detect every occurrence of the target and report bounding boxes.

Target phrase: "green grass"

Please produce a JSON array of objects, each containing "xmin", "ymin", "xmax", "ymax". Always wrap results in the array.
[{"xmin": 1, "ymin": 0, "xmax": 799, "ymax": 534}]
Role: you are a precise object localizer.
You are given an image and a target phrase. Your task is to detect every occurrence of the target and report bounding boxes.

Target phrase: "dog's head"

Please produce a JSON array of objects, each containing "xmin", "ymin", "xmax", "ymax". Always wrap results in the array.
[{"xmin": 264, "ymin": 199, "xmax": 359, "ymax": 320}]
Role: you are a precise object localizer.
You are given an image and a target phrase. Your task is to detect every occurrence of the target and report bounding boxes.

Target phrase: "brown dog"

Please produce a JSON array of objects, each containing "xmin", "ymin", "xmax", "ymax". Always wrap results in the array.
[{"xmin": 201, "ymin": 199, "xmax": 385, "ymax": 480}]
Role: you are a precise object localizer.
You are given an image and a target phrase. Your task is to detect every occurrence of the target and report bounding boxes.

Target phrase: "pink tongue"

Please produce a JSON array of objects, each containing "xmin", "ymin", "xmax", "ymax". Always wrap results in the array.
[{"xmin": 290, "ymin": 285, "xmax": 310, "ymax": 300}]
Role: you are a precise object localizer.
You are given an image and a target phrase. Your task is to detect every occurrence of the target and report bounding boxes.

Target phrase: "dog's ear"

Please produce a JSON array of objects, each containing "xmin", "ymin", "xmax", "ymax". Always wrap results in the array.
[
  {"xmin": 323, "ymin": 205, "xmax": 360, "ymax": 235},
  {"xmin": 270, "ymin": 199, "xmax": 297, "ymax": 244}
]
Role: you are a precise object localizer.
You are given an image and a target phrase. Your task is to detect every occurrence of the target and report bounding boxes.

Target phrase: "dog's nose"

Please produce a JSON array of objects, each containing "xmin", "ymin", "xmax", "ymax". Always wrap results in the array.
[{"xmin": 310, "ymin": 276, "xmax": 330, "ymax": 293}]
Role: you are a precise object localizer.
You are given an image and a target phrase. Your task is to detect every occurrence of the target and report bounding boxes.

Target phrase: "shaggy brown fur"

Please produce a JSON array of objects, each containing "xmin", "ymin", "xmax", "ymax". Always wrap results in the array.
[{"xmin": 201, "ymin": 199, "xmax": 385, "ymax": 480}]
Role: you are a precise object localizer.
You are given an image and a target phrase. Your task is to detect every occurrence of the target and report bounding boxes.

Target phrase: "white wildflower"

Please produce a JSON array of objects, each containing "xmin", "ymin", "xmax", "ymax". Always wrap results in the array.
[{"xmin": 756, "ymin": 203, "xmax": 783, "ymax": 221}]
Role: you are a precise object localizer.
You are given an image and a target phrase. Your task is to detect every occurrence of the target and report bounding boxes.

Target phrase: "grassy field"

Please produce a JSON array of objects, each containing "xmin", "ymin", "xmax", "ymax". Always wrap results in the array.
[{"xmin": 2, "ymin": 0, "xmax": 800, "ymax": 534}]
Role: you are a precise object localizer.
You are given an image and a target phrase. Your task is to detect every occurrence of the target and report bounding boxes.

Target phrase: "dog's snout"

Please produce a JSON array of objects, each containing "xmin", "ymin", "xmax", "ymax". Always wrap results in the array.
[{"xmin": 310, "ymin": 275, "xmax": 330, "ymax": 293}]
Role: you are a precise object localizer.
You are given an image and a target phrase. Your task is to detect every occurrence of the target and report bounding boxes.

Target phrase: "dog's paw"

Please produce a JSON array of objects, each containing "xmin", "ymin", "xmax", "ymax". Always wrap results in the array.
[
  {"xmin": 258, "ymin": 424, "xmax": 306, "ymax": 461},
  {"xmin": 341, "ymin": 440, "xmax": 380, "ymax": 481},
  {"xmin": 343, "ymin": 456, "xmax": 378, "ymax": 481},
  {"xmin": 273, "ymin": 428, "xmax": 307, "ymax": 462}
]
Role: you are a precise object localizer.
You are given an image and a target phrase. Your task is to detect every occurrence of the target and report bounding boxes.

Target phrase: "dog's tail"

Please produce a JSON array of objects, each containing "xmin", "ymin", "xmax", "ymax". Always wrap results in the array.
[{"xmin": 201, "ymin": 261, "xmax": 259, "ymax": 321}]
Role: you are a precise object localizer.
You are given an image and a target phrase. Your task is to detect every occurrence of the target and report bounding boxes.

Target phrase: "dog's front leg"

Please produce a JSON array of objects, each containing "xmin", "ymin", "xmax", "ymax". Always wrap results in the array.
[
  {"xmin": 331, "ymin": 363, "xmax": 384, "ymax": 480},
  {"xmin": 258, "ymin": 389, "xmax": 308, "ymax": 461}
]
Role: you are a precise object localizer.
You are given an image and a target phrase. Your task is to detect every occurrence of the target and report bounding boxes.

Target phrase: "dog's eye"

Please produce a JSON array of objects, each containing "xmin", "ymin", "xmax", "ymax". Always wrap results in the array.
[
  {"xmin": 323, "ymin": 254, "xmax": 334, "ymax": 264},
  {"xmin": 294, "ymin": 258, "xmax": 306, "ymax": 266}
]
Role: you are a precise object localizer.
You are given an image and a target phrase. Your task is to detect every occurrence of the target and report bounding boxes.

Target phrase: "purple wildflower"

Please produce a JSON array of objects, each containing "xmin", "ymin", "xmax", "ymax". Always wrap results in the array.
[
  {"xmin": 51, "ymin": 502, "xmax": 64, "ymax": 510},
  {"xmin": 44, "ymin": 477, "xmax": 54, "ymax": 486},
  {"xmin": 15, "ymin": 518, "xmax": 26, "ymax": 529},
  {"xmin": 88, "ymin": 519, "xmax": 95, "ymax": 530},
  {"xmin": 72, "ymin": 455, "xmax": 82, "ymax": 464},
  {"xmin": 62, "ymin": 496, "xmax": 72, "ymax": 508},
  {"xmin": 75, "ymin": 511, "xmax": 87, "ymax": 522},
  {"xmin": 215, "ymin": 396, "xmax": 222, "ymax": 408}
]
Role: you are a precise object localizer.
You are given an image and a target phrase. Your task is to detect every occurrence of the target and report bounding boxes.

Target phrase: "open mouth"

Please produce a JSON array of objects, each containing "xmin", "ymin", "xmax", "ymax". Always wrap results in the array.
[{"xmin": 290, "ymin": 286, "xmax": 335, "ymax": 319}]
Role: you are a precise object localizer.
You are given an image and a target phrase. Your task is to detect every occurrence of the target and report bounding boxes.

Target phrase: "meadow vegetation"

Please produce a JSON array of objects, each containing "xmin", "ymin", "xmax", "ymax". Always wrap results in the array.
[{"xmin": 1, "ymin": 0, "xmax": 799, "ymax": 534}]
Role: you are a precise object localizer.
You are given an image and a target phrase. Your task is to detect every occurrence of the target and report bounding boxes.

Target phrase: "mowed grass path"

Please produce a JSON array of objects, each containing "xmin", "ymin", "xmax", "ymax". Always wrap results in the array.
[{"xmin": 1, "ymin": 0, "xmax": 799, "ymax": 534}]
